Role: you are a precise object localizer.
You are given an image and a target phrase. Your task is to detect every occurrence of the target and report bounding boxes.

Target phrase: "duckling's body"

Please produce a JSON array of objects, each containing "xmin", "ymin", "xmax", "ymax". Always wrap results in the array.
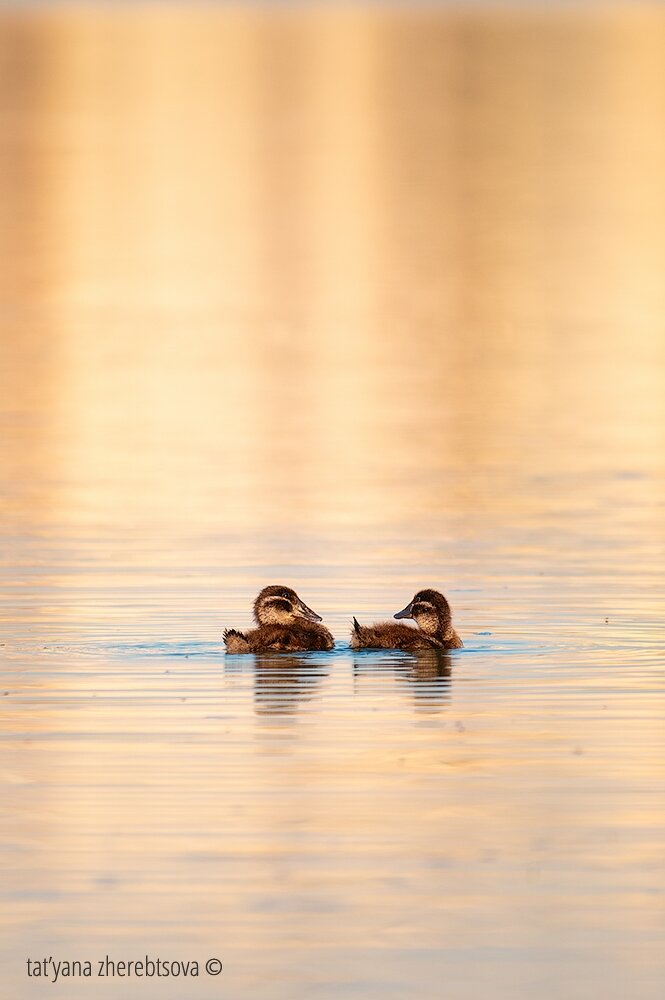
[
  {"xmin": 351, "ymin": 620, "xmax": 443, "ymax": 651},
  {"xmin": 351, "ymin": 589, "xmax": 462, "ymax": 651},
  {"xmin": 224, "ymin": 585, "xmax": 334, "ymax": 654},
  {"xmin": 224, "ymin": 621, "xmax": 334, "ymax": 653}
]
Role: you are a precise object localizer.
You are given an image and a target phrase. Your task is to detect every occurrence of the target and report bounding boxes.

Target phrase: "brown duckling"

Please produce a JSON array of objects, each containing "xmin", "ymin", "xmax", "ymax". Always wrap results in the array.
[
  {"xmin": 224, "ymin": 585, "xmax": 334, "ymax": 653},
  {"xmin": 351, "ymin": 588, "xmax": 463, "ymax": 651}
]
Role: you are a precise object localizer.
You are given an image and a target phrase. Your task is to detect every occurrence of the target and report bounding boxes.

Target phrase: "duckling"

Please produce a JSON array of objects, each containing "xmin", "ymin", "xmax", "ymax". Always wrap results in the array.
[
  {"xmin": 223, "ymin": 585, "xmax": 334, "ymax": 653},
  {"xmin": 351, "ymin": 588, "xmax": 463, "ymax": 651}
]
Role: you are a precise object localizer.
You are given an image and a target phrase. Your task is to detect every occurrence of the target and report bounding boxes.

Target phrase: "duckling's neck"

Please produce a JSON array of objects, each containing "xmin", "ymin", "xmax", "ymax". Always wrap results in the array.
[
  {"xmin": 418, "ymin": 610, "xmax": 453, "ymax": 641},
  {"xmin": 257, "ymin": 610, "xmax": 296, "ymax": 626}
]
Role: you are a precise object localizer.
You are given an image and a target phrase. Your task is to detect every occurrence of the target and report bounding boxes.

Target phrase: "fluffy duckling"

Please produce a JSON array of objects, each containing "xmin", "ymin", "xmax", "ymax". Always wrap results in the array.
[
  {"xmin": 351, "ymin": 588, "xmax": 463, "ymax": 651},
  {"xmin": 224, "ymin": 585, "xmax": 334, "ymax": 653}
]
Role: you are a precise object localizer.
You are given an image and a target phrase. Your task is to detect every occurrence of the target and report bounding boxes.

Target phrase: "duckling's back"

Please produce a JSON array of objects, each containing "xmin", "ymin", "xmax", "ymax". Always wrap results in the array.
[
  {"xmin": 225, "ymin": 622, "xmax": 334, "ymax": 653},
  {"xmin": 351, "ymin": 619, "xmax": 440, "ymax": 651}
]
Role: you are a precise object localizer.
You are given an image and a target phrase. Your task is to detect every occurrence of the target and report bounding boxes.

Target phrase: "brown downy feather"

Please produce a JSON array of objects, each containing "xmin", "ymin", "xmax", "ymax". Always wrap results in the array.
[
  {"xmin": 236, "ymin": 622, "xmax": 334, "ymax": 654},
  {"xmin": 351, "ymin": 618, "xmax": 443, "ymax": 651}
]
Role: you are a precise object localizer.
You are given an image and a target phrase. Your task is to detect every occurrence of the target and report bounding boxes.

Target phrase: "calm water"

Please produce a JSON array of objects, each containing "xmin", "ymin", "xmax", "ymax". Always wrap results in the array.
[{"xmin": 1, "ymin": 4, "xmax": 665, "ymax": 999}]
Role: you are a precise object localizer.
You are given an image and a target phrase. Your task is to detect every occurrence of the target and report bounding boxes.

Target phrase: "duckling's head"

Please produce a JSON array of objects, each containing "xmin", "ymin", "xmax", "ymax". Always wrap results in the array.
[
  {"xmin": 253, "ymin": 585, "xmax": 323, "ymax": 626},
  {"xmin": 394, "ymin": 588, "xmax": 452, "ymax": 637}
]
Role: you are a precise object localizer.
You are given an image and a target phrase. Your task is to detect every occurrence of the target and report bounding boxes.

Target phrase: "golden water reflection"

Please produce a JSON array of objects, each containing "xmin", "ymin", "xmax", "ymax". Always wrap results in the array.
[{"xmin": 1, "ymin": 5, "xmax": 665, "ymax": 1000}]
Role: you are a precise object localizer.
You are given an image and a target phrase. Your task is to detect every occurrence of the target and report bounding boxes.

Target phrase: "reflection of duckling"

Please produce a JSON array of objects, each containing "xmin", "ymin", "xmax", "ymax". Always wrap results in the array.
[
  {"xmin": 223, "ymin": 585, "xmax": 334, "ymax": 653},
  {"xmin": 400, "ymin": 651, "xmax": 452, "ymax": 713},
  {"xmin": 353, "ymin": 649, "xmax": 452, "ymax": 714},
  {"xmin": 253, "ymin": 654, "xmax": 328, "ymax": 715},
  {"xmin": 351, "ymin": 589, "xmax": 463, "ymax": 651}
]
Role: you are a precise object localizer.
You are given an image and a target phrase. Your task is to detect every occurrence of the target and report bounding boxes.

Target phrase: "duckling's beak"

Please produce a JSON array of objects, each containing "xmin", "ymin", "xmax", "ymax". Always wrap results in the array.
[
  {"xmin": 295, "ymin": 598, "xmax": 322, "ymax": 623},
  {"xmin": 394, "ymin": 599, "xmax": 415, "ymax": 620}
]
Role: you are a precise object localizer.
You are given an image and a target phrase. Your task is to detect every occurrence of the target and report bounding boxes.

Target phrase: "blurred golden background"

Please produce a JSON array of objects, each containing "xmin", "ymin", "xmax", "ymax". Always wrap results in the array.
[{"xmin": 2, "ymin": 3, "xmax": 664, "ymax": 547}]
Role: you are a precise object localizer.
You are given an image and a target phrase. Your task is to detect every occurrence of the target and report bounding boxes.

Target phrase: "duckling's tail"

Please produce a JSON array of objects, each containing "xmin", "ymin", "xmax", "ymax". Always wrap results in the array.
[
  {"xmin": 350, "ymin": 616, "xmax": 365, "ymax": 649},
  {"xmin": 223, "ymin": 628, "xmax": 250, "ymax": 654}
]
